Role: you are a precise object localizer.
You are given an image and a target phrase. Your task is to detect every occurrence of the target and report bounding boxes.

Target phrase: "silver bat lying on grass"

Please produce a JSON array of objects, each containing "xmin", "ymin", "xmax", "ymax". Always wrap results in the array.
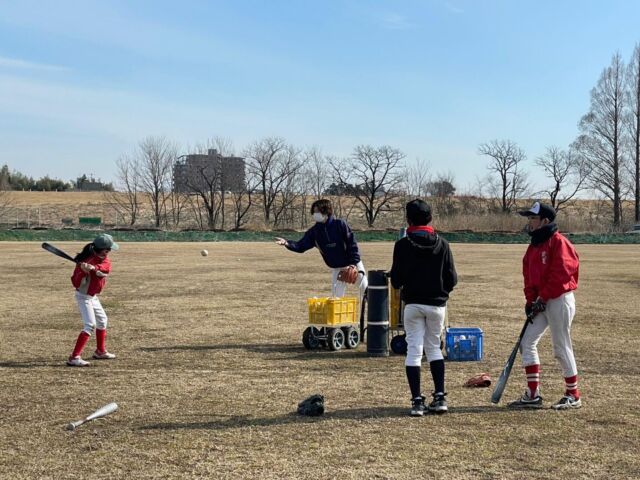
[
  {"xmin": 491, "ymin": 312, "xmax": 535, "ymax": 404},
  {"xmin": 66, "ymin": 403, "xmax": 118, "ymax": 431}
]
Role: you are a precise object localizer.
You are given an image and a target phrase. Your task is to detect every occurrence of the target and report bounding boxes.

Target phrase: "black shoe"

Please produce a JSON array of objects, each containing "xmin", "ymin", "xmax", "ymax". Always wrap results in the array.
[
  {"xmin": 410, "ymin": 396, "xmax": 426, "ymax": 417},
  {"xmin": 429, "ymin": 392, "xmax": 448, "ymax": 414},
  {"xmin": 507, "ymin": 392, "xmax": 544, "ymax": 409}
]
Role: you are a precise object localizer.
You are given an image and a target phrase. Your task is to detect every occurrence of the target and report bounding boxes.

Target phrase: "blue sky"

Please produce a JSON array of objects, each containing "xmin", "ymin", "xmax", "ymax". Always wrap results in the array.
[{"xmin": 1, "ymin": 0, "xmax": 639, "ymax": 191}]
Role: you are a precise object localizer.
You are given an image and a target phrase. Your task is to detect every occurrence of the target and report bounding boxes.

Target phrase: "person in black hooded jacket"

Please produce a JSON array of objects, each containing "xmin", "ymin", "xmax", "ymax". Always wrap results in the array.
[{"xmin": 390, "ymin": 199, "xmax": 457, "ymax": 416}]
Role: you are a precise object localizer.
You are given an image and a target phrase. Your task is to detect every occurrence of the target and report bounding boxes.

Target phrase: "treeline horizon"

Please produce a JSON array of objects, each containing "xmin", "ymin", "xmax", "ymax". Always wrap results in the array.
[{"xmin": 2, "ymin": 42, "xmax": 639, "ymax": 231}]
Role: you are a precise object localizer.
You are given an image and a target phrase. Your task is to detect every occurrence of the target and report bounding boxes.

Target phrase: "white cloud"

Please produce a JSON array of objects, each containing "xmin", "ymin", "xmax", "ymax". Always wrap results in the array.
[
  {"xmin": 377, "ymin": 13, "xmax": 415, "ymax": 30},
  {"xmin": 0, "ymin": 56, "xmax": 69, "ymax": 72},
  {"xmin": 444, "ymin": 2, "xmax": 464, "ymax": 14}
]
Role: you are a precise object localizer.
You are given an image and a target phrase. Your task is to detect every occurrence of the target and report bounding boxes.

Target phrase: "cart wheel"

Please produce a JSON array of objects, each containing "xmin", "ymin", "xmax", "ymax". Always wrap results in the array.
[
  {"xmin": 328, "ymin": 328, "xmax": 345, "ymax": 351},
  {"xmin": 302, "ymin": 327, "xmax": 321, "ymax": 349},
  {"xmin": 390, "ymin": 334, "xmax": 407, "ymax": 355},
  {"xmin": 343, "ymin": 327, "xmax": 360, "ymax": 349}
]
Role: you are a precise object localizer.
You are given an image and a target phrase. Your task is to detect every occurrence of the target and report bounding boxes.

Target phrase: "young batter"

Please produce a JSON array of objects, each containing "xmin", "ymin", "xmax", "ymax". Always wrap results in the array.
[
  {"xmin": 390, "ymin": 200, "xmax": 457, "ymax": 416},
  {"xmin": 508, "ymin": 202, "xmax": 581, "ymax": 410},
  {"xmin": 67, "ymin": 234, "xmax": 119, "ymax": 367},
  {"xmin": 275, "ymin": 198, "xmax": 368, "ymax": 299}
]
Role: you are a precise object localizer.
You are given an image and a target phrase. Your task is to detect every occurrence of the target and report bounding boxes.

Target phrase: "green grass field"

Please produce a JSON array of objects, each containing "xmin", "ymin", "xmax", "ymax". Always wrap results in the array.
[{"xmin": 1, "ymin": 242, "xmax": 639, "ymax": 479}]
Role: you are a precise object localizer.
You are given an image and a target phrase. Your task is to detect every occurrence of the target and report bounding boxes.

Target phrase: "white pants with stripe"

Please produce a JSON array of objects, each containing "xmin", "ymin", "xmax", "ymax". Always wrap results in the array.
[
  {"xmin": 76, "ymin": 291, "xmax": 108, "ymax": 335},
  {"xmin": 519, "ymin": 291, "xmax": 578, "ymax": 377},
  {"xmin": 403, "ymin": 303, "xmax": 446, "ymax": 367},
  {"xmin": 331, "ymin": 260, "xmax": 368, "ymax": 300}
]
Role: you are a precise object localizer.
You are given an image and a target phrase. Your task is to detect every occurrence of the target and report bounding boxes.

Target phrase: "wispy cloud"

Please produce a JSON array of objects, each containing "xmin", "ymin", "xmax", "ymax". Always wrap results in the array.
[
  {"xmin": 0, "ymin": 56, "xmax": 69, "ymax": 72},
  {"xmin": 444, "ymin": 2, "xmax": 464, "ymax": 14},
  {"xmin": 377, "ymin": 13, "xmax": 415, "ymax": 30}
]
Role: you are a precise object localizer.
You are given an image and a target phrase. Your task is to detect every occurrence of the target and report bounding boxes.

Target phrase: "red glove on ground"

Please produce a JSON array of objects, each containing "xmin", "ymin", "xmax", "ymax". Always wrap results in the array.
[{"xmin": 463, "ymin": 373, "xmax": 492, "ymax": 388}]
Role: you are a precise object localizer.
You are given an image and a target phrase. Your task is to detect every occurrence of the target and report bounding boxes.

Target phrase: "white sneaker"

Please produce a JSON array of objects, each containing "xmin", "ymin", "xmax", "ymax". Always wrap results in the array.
[
  {"xmin": 67, "ymin": 356, "xmax": 90, "ymax": 367},
  {"xmin": 552, "ymin": 395, "xmax": 582, "ymax": 410},
  {"xmin": 93, "ymin": 350, "xmax": 116, "ymax": 360}
]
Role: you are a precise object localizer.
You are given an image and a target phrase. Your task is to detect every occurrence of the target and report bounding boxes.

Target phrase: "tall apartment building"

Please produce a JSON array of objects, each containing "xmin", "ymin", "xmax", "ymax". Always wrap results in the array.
[{"xmin": 173, "ymin": 149, "xmax": 245, "ymax": 193}]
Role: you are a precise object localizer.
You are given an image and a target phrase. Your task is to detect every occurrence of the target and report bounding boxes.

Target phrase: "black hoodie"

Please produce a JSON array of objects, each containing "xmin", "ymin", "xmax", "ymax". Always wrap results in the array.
[{"xmin": 389, "ymin": 231, "xmax": 457, "ymax": 306}]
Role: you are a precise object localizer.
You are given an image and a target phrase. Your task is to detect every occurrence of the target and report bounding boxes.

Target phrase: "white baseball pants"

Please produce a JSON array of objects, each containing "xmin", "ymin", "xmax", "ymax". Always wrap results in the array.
[
  {"xmin": 403, "ymin": 303, "xmax": 446, "ymax": 367},
  {"xmin": 331, "ymin": 261, "xmax": 368, "ymax": 300},
  {"xmin": 519, "ymin": 291, "xmax": 578, "ymax": 377},
  {"xmin": 75, "ymin": 291, "xmax": 108, "ymax": 335}
]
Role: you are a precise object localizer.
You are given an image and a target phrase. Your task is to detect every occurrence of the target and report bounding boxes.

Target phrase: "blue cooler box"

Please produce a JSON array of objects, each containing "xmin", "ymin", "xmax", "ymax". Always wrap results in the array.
[{"xmin": 445, "ymin": 327, "xmax": 483, "ymax": 361}]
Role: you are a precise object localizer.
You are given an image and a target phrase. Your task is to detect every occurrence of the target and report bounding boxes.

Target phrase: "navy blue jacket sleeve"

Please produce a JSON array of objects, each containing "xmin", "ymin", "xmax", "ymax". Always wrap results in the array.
[
  {"xmin": 340, "ymin": 220, "xmax": 361, "ymax": 265},
  {"xmin": 285, "ymin": 227, "xmax": 316, "ymax": 253}
]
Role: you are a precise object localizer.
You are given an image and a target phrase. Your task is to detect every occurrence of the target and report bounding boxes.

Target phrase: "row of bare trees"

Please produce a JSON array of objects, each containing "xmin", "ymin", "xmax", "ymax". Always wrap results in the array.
[
  {"xmin": 104, "ymin": 132, "xmax": 628, "ymax": 231},
  {"xmin": 98, "ymin": 44, "xmax": 640, "ymax": 231},
  {"xmin": 476, "ymin": 43, "xmax": 640, "ymax": 227},
  {"xmin": 574, "ymin": 45, "xmax": 640, "ymax": 226},
  {"xmin": 107, "ymin": 135, "xmax": 413, "ymax": 230}
]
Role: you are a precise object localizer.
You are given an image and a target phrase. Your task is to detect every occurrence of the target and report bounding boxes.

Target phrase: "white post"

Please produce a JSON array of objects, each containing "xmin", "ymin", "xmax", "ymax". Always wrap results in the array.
[
  {"xmin": 38, "ymin": 208, "xmax": 41, "ymax": 226},
  {"xmin": 27, "ymin": 209, "xmax": 30, "ymax": 229}
]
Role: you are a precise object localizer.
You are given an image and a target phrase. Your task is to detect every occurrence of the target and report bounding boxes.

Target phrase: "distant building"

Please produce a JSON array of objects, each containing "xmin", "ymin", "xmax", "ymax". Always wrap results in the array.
[
  {"xmin": 172, "ymin": 149, "xmax": 245, "ymax": 193},
  {"xmin": 76, "ymin": 175, "xmax": 111, "ymax": 191}
]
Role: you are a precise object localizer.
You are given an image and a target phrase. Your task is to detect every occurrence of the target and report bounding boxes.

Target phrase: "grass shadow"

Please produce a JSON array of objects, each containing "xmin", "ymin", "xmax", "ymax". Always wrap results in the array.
[
  {"xmin": 140, "ymin": 407, "xmax": 407, "ymax": 431},
  {"xmin": 140, "ymin": 343, "xmax": 377, "ymax": 361},
  {"xmin": 0, "ymin": 360, "xmax": 66, "ymax": 369},
  {"xmin": 140, "ymin": 405, "xmax": 517, "ymax": 431},
  {"xmin": 140, "ymin": 343, "xmax": 303, "ymax": 354}
]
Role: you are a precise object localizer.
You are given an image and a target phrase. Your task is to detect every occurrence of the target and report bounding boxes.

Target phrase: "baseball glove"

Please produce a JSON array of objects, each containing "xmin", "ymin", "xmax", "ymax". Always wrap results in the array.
[
  {"xmin": 463, "ymin": 373, "xmax": 492, "ymax": 388},
  {"xmin": 297, "ymin": 394, "xmax": 325, "ymax": 416},
  {"xmin": 337, "ymin": 265, "xmax": 358, "ymax": 284}
]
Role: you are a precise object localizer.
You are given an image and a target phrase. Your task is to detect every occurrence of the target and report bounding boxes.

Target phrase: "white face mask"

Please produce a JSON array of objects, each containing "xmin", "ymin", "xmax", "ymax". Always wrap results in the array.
[{"xmin": 312, "ymin": 212, "xmax": 326, "ymax": 223}]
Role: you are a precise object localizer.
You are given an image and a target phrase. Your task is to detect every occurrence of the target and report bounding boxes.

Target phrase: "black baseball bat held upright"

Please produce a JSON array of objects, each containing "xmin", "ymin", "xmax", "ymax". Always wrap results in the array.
[
  {"xmin": 41, "ymin": 242, "xmax": 77, "ymax": 264},
  {"xmin": 490, "ymin": 311, "xmax": 535, "ymax": 404}
]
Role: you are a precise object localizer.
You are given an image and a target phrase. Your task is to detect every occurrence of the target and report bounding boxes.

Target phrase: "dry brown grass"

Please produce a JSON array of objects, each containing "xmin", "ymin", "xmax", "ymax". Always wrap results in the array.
[
  {"xmin": 2, "ymin": 191, "xmax": 635, "ymax": 232},
  {"xmin": 1, "ymin": 242, "xmax": 639, "ymax": 479}
]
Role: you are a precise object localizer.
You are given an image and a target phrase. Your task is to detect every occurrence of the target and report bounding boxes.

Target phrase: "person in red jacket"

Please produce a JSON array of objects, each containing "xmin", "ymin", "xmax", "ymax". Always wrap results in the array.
[
  {"xmin": 67, "ymin": 234, "xmax": 119, "ymax": 367},
  {"xmin": 508, "ymin": 202, "xmax": 581, "ymax": 410}
]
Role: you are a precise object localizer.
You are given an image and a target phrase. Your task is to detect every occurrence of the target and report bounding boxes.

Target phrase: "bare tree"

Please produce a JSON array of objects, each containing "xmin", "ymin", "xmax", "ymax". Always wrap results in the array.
[
  {"xmin": 478, "ymin": 139, "xmax": 529, "ymax": 213},
  {"xmin": 575, "ymin": 53, "xmax": 628, "ymax": 227},
  {"xmin": 244, "ymin": 137, "xmax": 302, "ymax": 226},
  {"xmin": 106, "ymin": 154, "xmax": 142, "ymax": 226},
  {"xmin": 331, "ymin": 145, "xmax": 405, "ymax": 227},
  {"xmin": 272, "ymin": 145, "xmax": 304, "ymax": 228},
  {"xmin": 0, "ymin": 164, "xmax": 14, "ymax": 224},
  {"xmin": 184, "ymin": 156, "xmax": 222, "ymax": 230},
  {"xmin": 182, "ymin": 137, "xmax": 238, "ymax": 230},
  {"xmin": 164, "ymin": 189, "xmax": 190, "ymax": 229},
  {"xmin": 187, "ymin": 195, "xmax": 206, "ymax": 230},
  {"xmin": 229, "ymin": 167, "xmax": 257, "ymax": 231},
  {"xmin": 0, "ymin": 164, "xmax": 10, "ymax": 190},
  {"xmin": 298, "ymin": 147, "xmax": 329, "ymax": 229},
  {"xmin": 627, "ymin": 43, "xmax": 640, "ymax": 222},
  {"xmin": 137, "ymin": 136, "xmax": 177, "ymax": 228},
  {"xmin": 404, "ymin": 158, "xmax": 431, "ymax": 198},
  {"xmin": 206, "ymin": 137, "xmax": 236, "ymax": 229},
  {"xmin": 0, "ymin": 185, "xmax": 14, "ymax": 226},
  {"xmin": 305, "ymin": 146, "xmax": 329, "ymax": 199},
  {"xmin": 535, "ymin": 146, "xmax": 591, "ymax": 212}
]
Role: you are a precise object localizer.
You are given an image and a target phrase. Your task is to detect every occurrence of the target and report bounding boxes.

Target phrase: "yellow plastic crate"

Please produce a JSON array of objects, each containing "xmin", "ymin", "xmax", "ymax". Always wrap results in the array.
[
  {"xmin": 307, "ymin": 296, "xmax": 358, "ymax": 326},
  {"xmin": 390, "ymin": 287, "xmax": 403, "ymax": 329}
]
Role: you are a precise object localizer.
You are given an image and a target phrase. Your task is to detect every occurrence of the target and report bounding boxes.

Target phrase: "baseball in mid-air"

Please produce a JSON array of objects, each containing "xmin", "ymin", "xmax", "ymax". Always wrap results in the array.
[{"xmin": 201, "ymin": 249, "xmax": 208, "ymax": 257}]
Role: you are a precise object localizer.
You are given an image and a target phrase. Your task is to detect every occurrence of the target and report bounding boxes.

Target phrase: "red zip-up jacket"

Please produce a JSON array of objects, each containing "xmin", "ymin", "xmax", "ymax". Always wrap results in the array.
[
  {"xmin": 523, "ymin": 231, "xmax": 579, "ymax": 304},
  {"xmin": 71, "ymin": 255, "xmax": 112, "ymax": 296}
]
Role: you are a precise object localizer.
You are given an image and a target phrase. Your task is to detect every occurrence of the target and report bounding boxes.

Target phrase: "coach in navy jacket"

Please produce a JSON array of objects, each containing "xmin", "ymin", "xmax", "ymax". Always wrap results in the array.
[{"xmin": 275, "ymin": 198, "xmax": 368, "ymax": 298}]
